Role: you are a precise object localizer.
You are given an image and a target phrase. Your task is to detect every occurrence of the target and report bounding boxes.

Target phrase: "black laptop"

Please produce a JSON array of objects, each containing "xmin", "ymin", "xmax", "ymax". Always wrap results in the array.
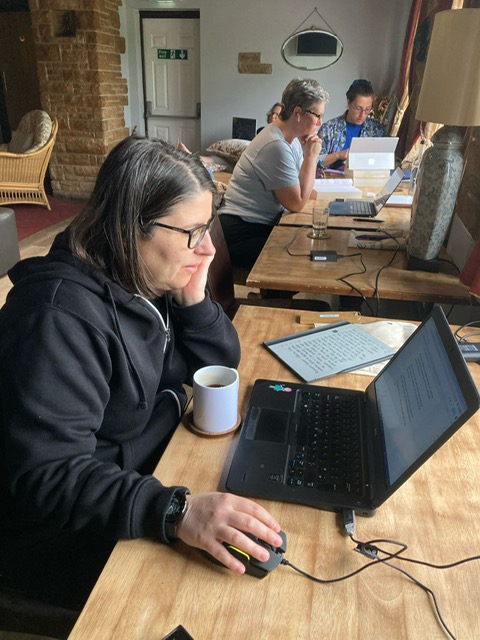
[
  {"xmin": 328, "ymin": 167, "xmax": 405, "ymax": 217},
  {"xmin": 226, "ymin": 306, "xmax": 480, "ymax": 516}
]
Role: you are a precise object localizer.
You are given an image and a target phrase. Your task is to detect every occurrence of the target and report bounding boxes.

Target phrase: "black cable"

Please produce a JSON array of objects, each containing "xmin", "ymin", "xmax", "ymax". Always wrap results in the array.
[
  {"xmin": 369, "ymin": 230, "xmax": 401, "ymax": 315},
  {"xmin": 381, "ymin": 560, "xmax": 456, "ymax": 640},
  {"xmin": 436, "ymin": 257, "xmax": 460, "ymax": 274},
  {"xmin": 282, "ymin": 529, "xmax": 480, "ymax": 639},
  {"xmin": 336, "ymin": 252, "xmax": 375, "ymax": 316},
  {"xmin": 285, "ymin": 225, "xmax": 312, "ymax": 257}
]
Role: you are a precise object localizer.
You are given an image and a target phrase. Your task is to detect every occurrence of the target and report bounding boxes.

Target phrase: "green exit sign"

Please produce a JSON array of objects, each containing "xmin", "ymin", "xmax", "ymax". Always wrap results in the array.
[{"xmin": 157, "ymin": 49, "xmax": 188, "ymax": 60}]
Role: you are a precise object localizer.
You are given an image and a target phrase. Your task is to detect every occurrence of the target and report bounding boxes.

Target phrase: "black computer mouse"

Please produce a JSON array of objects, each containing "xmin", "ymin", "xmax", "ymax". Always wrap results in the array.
[{"xmin": 205, "ymin": 530, "xmax": 287, "ymax": 579}]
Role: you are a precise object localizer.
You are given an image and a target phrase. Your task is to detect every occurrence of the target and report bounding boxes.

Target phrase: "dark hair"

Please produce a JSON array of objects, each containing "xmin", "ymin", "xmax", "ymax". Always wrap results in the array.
[
  {"xmin": 346, "ymin": 79, "xmax": 374, "ymax": 102},
  {"xmin": 67, "ymin": 136, "xmax": 215, "ymax": 297},
  {"xmin": 280, "ymin": 78, "xmax": 329, "ymax": 121},
  {"xmin": 266, "ymin": 102, "xmax": 283, "ymax": 122}
]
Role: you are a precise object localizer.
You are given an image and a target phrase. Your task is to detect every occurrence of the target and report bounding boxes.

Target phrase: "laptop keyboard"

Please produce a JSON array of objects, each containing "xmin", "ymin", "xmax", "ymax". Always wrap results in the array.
[
  {"xmin": 288, "ymin": 391, "xmax": 363, "ymax": 495},
  {"xmin": 349, "ymin": 200, "xmax": 374, "ymax": 216}
]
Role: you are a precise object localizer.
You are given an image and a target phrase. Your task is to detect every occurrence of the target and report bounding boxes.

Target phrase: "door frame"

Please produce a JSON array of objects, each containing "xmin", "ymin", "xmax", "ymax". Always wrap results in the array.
[{"xmin": 139, "ymin": 10, "xmax": 200, "ymax": 140}]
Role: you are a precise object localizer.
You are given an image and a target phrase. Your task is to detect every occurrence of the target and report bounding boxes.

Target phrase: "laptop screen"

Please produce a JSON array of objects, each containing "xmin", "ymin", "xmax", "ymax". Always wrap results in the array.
[
  {"xmin": 374, "ymin": 314, "xmax": 468, "ymax": 485},
  {"xmin": 374, "ymin": 167, "xmax": 405, "ymax": 209}
]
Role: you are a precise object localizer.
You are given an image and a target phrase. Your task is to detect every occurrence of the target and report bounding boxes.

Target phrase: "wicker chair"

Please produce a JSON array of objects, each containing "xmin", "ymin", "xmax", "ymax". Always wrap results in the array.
[{"xmin": 0, "ymin": 113, "xmax": 58, "ymax": 210}]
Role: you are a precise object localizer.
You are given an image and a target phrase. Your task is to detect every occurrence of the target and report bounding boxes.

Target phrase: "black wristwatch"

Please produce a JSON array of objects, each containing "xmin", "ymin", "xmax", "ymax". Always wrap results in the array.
[{"xmin": 165, "ymin": 488, "xmax": 190, "ymax": 542}]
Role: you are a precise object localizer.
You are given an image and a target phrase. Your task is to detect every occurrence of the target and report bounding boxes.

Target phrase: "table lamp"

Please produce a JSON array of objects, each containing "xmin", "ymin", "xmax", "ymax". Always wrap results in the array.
[{"xmin": 407, "ymin": 8, "xmax": 480, "ymax": 272}]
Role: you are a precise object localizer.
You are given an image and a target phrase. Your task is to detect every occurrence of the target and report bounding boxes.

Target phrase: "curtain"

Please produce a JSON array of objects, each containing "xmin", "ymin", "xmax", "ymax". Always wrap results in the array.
[{"xmin": 391, "ymin": 0, "xmax": 472, "ymax": 165}]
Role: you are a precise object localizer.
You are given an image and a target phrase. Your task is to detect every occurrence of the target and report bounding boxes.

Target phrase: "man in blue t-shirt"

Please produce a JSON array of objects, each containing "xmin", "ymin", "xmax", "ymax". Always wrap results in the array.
[{"xmin": 318, "ymin": 79, "xmax": 386, "ymax": 171}]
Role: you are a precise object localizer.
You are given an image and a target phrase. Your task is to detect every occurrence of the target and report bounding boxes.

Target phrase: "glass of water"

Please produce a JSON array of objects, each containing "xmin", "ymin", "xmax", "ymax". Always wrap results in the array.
[{"xmin": 308, "ymin": 205, "xmax": 330, "ymax": 239}]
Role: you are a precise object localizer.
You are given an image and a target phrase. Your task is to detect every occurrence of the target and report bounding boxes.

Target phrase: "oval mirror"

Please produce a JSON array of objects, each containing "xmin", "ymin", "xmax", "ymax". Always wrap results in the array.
[{"xmin": 282, "ymin": 29, "xmax": 343, "ymax": 71}]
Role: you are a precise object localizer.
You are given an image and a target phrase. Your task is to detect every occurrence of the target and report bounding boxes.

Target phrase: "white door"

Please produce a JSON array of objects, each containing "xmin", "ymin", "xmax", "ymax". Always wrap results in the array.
[{"xmin": 142, "ymin": 16, "xmax": 200, "ymax": 152}]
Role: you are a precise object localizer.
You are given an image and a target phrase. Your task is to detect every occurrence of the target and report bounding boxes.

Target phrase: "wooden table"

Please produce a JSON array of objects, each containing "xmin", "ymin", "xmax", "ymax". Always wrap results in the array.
[
  {"xmin": 246, "ymin": 226, "xmax": 470, "ymax": 305},
  {"xmin": 68, "ymin": 306, "xmax": 480, "ymax": 640},
  {"xmin": 280, "ymin": 198, "xmax": 412, "ymax": 233}
]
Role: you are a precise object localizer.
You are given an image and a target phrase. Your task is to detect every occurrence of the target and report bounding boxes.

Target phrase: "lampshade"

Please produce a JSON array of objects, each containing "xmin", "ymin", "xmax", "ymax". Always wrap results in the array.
[{"xmin": 415, "ymin": 8, "xmax": 480, "ymax": 126}]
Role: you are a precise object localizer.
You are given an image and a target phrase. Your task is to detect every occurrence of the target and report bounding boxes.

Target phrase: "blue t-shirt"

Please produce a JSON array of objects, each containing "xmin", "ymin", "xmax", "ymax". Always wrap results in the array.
[{"xmin": 330, "ymin": 121, "xmax": 363, "ymax": 169}]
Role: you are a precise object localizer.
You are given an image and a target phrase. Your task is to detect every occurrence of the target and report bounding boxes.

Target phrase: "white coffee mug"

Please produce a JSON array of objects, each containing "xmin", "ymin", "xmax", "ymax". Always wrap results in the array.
[{"xmin": 192, "ymin": 365, "xmax": 239, "ymax": 433}]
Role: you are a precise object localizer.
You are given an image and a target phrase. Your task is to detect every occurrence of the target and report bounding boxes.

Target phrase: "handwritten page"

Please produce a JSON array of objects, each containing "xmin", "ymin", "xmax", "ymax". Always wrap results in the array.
[{"xmin": 264, "ymin": 321, "xmax": 395, "ymax": 382}]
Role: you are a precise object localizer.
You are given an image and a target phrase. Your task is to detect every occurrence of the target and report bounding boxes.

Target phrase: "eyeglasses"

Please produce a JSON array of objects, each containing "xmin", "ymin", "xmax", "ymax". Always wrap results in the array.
[
  {"xmin": 149, "ymin": 213, "xmax": 216, "ymax": 249},
  {"xmin": 304, "ymin": 109, "xmax": 323, "ymax": 121},
  {"xmin": 350, "ymin": 104, "xmax": 373, "ymax": 115}
]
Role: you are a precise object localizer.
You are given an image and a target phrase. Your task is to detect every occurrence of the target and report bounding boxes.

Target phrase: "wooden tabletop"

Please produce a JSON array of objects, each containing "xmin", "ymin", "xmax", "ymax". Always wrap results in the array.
[
  {"xmin": 68, "ymin": 306, "xmax": 480, "ymax": 640},
  {"xmin": 280, "ymin": 199, "xmax": 412, "ymax": 232},
  {"xmin": 246, "ymin": 226, "xmax": 469, "ymax": 305}
]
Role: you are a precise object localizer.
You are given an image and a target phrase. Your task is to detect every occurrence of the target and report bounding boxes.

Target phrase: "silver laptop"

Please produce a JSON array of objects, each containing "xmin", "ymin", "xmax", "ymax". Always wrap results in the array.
[
  {"xmin": 328, "ymin": 167, "xmax": 404, "ymax": 217},
  {"xmin": 348, "ymin": 136, "xmax": 399, "ymax": 170},
  {"xmin": 226, "ymin": 306, "xmax": 480, "ymax": 516}
]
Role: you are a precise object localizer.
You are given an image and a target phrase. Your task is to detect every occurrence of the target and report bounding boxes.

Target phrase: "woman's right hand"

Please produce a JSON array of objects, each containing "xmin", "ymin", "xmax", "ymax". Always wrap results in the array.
[
  {"xmin": 176, "ymin": 492, "xmax": 283, "ymax": 573},
  {"xmin": 300, "ymin": 133, "xmax": 322, "ymax": 159}
]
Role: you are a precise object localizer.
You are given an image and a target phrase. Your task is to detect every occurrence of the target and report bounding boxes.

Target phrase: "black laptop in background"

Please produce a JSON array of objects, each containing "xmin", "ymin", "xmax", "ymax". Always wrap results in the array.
[
  {"xmin": 226, "ymin": 306, "xmax": 480, "ymax": 516},
  {"xmin": 328, "ymin": 167, "xmax": 405, "ymax": 217}
]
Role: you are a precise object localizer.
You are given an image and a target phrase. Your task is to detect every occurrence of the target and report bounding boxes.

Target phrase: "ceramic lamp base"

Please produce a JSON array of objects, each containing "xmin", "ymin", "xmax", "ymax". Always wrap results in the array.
[{"xmin": 407, "ymin": 125, "xmax": 464, "ymax": 263}]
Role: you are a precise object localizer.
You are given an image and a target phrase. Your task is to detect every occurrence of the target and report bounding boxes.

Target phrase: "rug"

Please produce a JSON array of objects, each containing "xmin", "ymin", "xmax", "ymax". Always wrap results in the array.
[{"xmin": 10, "ymin": 196, "xmax": 86, "ymax": 241}]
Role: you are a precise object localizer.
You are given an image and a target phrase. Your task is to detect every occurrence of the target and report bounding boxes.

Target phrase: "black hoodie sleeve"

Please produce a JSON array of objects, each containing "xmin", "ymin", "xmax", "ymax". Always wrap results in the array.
[{"xmin": 0, "ymin": 301, "xmax": 185, "ymax": 543}]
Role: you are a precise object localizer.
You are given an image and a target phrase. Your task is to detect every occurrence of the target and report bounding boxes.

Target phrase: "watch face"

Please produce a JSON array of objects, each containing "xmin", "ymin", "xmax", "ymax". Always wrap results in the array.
[
  {"xmin": 166, "ymin": 495, "xmax": 181, "ymax": 517},
  {"xmin": 166, "ymin": 490, "xmax": 188, "ymax": 521}
]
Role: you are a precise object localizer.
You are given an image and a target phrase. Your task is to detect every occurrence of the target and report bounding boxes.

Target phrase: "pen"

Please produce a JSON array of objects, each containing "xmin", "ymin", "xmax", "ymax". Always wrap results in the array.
[{"xmin": 355, "ymin": 234, "xmax": 390, "ymax": 241}]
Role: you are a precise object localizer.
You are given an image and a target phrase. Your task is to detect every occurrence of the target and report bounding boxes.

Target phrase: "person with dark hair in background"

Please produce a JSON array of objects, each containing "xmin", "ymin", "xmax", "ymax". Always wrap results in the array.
[
  {"xmin": 256, "ymin": 101, "xmax": 283, "ymax": 134},
  {"xmin": 318, "ymin": 79, "xmax": 386, "ymax": 171},
  {"xmin": 0, "ymin": 136, "xmax": 282, "ymax": 618},
  {"xmin": 220, "ymin": 78, "xmax": 329, "ymax": 271}
]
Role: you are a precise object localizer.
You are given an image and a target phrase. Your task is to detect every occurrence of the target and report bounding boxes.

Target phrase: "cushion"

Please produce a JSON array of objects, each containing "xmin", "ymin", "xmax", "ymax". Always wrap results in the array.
[
  {"xmin": 7, "ymin": 130, "xmax": 35, "ymax": 154},
  {"xmin": 206, "ymin": 139, "xmax": 250, "ymax": 164},
  {"xmin": 17, "ymin": 110, "xmax": 52, "ymax": 153}
]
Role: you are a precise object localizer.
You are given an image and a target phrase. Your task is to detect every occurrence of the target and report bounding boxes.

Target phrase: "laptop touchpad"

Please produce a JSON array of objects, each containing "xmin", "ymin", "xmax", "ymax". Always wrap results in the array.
[{"xmin": 246, "ymin": 408, "xmax": 289, "ymax": 443}]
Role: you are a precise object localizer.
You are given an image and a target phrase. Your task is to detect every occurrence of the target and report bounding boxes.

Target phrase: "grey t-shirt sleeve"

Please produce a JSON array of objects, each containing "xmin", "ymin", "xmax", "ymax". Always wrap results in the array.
[{"xmin": 253, "ymin": 138, "xmax": 302, "ymax": 190}]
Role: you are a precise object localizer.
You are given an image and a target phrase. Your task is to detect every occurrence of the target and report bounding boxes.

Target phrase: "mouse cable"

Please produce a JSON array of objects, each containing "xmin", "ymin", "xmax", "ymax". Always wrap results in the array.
[
  {"xmin": 282, "ymin": 534, "xmax": 458, "ymax": 640},
  {"xmin": 350, "ymin": 535, "xmax": 458, "ymax": 640}
]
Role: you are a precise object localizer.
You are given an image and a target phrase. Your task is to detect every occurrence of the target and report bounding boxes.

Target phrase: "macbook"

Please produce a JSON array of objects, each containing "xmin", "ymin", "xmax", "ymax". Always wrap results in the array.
[
  {"xmin": 348, "ymin": 136, "xmax": 399, "ymax": 170},
  {"xmin": 226, "ymin": 306, "xmax": 480, "ymax": 516},
  {"xmin": 328, "ymin": 167, "xmax": 404, "ymax": 217}
]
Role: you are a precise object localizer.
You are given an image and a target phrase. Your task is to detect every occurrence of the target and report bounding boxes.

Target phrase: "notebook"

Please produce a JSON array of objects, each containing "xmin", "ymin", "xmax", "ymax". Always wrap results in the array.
[
  {"xmin": 226, "ymin": 306, "xmax": 480, "ymax": 516},
  {"xmin": 328, "ymin": 167, "xmax": 404, "ymax": 217},
  {"xmin": 264, "ymin": 321, "xmax": 395, "ymax": 383},
  {"xmin": 348, "ymin": 136, "xmax": 399, "ymax": 170}
]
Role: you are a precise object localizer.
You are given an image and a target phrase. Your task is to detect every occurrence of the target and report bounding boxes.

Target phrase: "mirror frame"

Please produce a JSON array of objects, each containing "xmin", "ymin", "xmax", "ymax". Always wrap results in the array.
[{"xmin": 281, "ymin": 29, "xmax": 343, "ymax": 71}]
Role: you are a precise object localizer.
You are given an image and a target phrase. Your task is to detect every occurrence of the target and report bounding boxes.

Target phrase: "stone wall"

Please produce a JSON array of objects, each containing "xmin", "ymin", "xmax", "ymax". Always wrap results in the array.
[{"xmin": 29, "ymin": 0, "xmax": 129, "ymax": 199}]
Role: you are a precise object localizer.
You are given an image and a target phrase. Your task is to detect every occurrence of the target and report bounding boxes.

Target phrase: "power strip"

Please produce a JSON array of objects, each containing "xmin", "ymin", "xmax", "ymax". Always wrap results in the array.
[{"xmin": 458, "ymin": 342, "xmax": 480, "ymax": 362}]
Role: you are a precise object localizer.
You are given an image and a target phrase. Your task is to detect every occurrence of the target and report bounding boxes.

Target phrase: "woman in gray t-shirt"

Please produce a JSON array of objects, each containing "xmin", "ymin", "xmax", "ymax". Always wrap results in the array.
[{"xmin": 219, "ymin": 78, "xmax": 329, "ymax": 269}]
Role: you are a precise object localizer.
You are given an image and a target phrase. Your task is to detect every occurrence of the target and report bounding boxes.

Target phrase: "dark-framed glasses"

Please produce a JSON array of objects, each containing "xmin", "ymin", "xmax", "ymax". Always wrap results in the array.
[
  {"xmin": 351, "ymin": 104, "xmax": 373, "ymax": 115},
  {"xmin": 149, "ymin": 213, "xmax": 216, "ymax": 249},
  {"xmin": 304, "ymin": 109, "xmax": 323, "ymax": 121}
]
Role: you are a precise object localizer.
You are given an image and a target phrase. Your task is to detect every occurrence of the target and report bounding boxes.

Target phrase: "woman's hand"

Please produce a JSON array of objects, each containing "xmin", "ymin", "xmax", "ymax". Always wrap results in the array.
[
  {"xmin": 177, "ymin": 492, "xmax": 283, "ymax": 573},
  {"xmin": 171, "ymin": 231, "xmax": 216, "ymax": 307},
  {"xmin": 300, "ymin": 132, "xmax": 322, "ymax": 159}
]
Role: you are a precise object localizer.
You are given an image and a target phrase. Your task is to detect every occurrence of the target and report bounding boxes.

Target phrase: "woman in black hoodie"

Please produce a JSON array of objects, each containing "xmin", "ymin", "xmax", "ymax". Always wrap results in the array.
[{"xmin": 0, "ymin": 137, "xmax": 282, "ymax": 614}]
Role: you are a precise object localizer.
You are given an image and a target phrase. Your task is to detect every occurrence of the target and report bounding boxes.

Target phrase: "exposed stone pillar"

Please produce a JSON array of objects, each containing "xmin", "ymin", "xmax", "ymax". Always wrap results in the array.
[{"xmin": 29, "ymin": 0, "xmax": 129, "ymax": 199}]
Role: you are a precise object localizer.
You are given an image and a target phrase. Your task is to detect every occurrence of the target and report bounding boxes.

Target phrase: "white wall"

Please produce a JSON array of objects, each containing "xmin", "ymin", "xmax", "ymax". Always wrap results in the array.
[{"xmin": 121, "ymin": 0, "xmax": 411, "ymax": 151}]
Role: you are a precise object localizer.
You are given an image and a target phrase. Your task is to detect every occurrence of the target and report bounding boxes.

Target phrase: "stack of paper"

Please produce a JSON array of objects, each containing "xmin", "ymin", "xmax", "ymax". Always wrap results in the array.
[{"xmin": 311, "ymin": 178, "xmax": 362, "ymax": 201}]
